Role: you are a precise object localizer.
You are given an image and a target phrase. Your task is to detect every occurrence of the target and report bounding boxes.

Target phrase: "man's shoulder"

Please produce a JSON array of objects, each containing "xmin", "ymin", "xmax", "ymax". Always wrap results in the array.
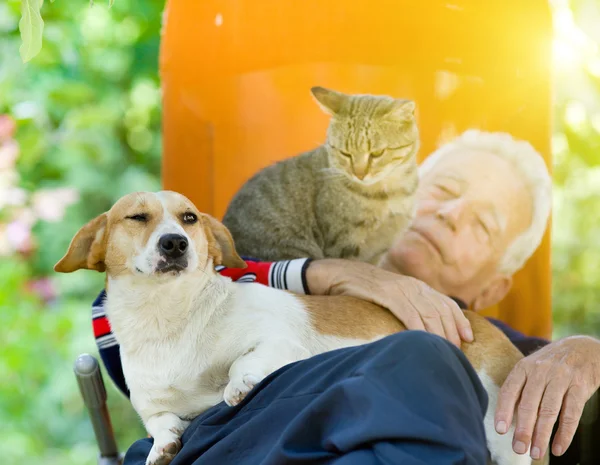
[{"xmin": 487, "ymin": 317, "xmax": 550, "ymax": 356}]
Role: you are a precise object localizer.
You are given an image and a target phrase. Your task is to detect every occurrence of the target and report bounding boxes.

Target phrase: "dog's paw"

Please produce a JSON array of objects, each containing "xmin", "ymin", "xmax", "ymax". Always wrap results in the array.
[
  {"xmin": 145, "ymin": 439, "xmax": 181, "ymax": 465},
  {"xmin": 223, "ymin": 373, "xmax": 261, "ymax": 407}
]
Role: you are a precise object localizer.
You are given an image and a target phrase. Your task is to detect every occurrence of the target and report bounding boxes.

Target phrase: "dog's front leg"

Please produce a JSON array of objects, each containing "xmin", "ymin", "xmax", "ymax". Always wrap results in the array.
[
  {"xmin": 223, "ymin": 340, "xmax": 309, "ymax": 407},
  {"xmin": 143, "ymin": 411, "xmax": 190, "ymax": 465}
]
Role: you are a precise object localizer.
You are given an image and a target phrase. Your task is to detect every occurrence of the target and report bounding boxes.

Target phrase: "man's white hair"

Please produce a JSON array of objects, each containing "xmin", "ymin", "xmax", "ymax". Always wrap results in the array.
[{"xmin": 418, "ymin": 129, "xmax": 552, "ymax": 275}]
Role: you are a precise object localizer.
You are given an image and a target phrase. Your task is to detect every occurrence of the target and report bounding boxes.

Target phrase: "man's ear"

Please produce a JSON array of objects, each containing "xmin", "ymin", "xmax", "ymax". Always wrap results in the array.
[
  {"xmin": 471, "ymin": 274, "xmax": 513, "ymax": 311},
  {"xmin": 202, "ymin": 215, "xmax": 247, "ymax": 269},
  {"xmin": 54, "ymin": 213, "xmax": 108, "ymax": 273}
]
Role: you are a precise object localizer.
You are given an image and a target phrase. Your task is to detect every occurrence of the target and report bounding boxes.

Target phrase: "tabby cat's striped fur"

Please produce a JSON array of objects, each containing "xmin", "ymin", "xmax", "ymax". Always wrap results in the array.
[{"xmin": 223, "ymin": 86, "xmax": 420, "ymax": 264}]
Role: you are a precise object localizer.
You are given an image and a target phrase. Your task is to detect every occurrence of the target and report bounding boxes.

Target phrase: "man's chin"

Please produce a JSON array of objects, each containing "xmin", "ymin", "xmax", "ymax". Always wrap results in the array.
[{"xmin": 383, "ymin": 239, "xmax": 431, "ymax": 277}]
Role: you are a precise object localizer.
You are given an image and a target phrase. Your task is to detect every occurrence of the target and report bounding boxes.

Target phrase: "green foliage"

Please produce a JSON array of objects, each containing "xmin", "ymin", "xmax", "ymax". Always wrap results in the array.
[
  {"xmin": 1, "ymin": 0, "xmax": 600, "ymax": 463},
  {"xmin": 551, "ymin": 0, "xmax": 600, "ymax": 339},
  {"xmin": 0, "ymin": 257, "xmax": 144, "ymax": 464},
  {"xmin": 1, "ymin": 0, "xmax": 161, "ymax": 462},
  {"xmin": 19, "ymin": 0, "xmax": 44, "ymax": 62},
  {"xmin": 17, "ymin": 1, "xmax": 119, "ymax": 63}
]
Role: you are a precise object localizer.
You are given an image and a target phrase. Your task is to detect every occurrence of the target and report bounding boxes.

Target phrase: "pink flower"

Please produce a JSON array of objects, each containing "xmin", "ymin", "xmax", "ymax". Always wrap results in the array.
[
  {"xmin": 0, "ymin": 140, "xmax": 19, "ymax": 170},
  {"xmin": 5, "ymin": 219, "xmax": 33, "ymax": 254},
  {"xmin": 32, "ymin": 188, "xmax": 80, "ymax": 223},
  {"xmin": 27, "ymin": 278, "xmax": 57, "ymax": 304},
  {"xmin": 0, "ymin": 115, "xmax": 16, "ymax": 142}
]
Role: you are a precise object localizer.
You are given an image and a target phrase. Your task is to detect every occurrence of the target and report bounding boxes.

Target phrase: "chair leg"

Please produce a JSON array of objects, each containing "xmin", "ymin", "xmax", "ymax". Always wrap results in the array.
[{"xmin": 74, "ymin": 353, "xmax": 124, "ymax": 465}]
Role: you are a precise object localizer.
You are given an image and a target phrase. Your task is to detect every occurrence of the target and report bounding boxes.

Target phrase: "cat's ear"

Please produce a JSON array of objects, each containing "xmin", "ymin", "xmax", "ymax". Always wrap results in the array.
[
  {"xmin": 388, "ymin": 99, "xmax": 416, "ymax": 121},
  {"xmin": 311, "ymin": 86, "xmax": 346, "ymax": 116}
]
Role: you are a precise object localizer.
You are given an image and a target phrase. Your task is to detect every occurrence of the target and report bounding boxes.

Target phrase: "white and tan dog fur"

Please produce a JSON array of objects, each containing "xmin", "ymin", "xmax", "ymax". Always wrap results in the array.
[{"xmin": 56, "ymin": 191, "xmax": 539, "ymax": 465}]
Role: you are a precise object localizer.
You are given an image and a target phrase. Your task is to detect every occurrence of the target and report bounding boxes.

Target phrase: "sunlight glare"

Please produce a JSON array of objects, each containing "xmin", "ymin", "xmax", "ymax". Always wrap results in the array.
[
  {"xmin": 564, "ymin": 101, "xmax": 587, "ymax": 130},
  {"xmin": 551, "ymin": 1, "xmax": 597, "ymax": 73}
]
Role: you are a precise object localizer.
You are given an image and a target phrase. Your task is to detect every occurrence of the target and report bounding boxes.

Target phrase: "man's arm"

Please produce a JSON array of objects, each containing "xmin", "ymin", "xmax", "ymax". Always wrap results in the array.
[
  {"xmin": 305, "ymin": 258, "xmax": 474, "ymax": 347},
  {"xmin": 495, "ymin": 336, "xmax": 600, "ymax": 460},
  {"xmin": 219, "ymin": 257, "xmax": 311, "ymax": 294},
  {"xmin": 92, "ymin": 290, "xmax": 129, "ymax": 396}
]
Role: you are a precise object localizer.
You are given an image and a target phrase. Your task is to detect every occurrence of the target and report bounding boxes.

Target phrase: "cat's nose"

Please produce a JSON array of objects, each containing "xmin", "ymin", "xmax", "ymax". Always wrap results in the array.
[
  {"xmin": 352, "ymin": 160, "xmax": 369, "ymax": 180},
  {"xmin": 353, "ymin": 166, "xmax": 368, "ymax": 180}
]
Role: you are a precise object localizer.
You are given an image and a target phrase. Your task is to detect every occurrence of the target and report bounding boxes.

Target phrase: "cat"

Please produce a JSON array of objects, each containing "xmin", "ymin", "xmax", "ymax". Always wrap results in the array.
[{"xmin": 222, "ymin": 86, "xmax": 420, "ymax": 265}]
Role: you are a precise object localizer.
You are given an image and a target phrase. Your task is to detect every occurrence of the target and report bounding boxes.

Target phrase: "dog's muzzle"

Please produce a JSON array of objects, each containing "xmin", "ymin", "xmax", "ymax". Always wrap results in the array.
[{"xmin": 156, "ymin": 234, "xmax": 189, "ymax": 273}]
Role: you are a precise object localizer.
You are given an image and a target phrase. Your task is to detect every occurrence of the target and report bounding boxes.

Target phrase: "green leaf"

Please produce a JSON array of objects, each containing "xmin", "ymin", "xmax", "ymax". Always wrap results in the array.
[
  {"xmin": 19, "ymin": 0, "xmax": 44, "ymax": 63},
  {"xmin": 109, "ymin": 0, "xmax": 115, "ymax": 8}
]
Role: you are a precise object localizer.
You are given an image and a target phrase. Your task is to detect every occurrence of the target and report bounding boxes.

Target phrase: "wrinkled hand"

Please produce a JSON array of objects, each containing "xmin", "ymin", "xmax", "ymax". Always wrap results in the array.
[
  {"xmin": 495, "ymin": 336, "xmax": 600, "ymax": 460},
  {"xmin": 305, "ymin": 259, "xmax": 473, "ymax": 347}
]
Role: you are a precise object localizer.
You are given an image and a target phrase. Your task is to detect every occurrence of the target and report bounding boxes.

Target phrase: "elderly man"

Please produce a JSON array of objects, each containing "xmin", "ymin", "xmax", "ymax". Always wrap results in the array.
[{"xmin": 92, "ymin": 130, "xmax": 599, "ymax": 464}]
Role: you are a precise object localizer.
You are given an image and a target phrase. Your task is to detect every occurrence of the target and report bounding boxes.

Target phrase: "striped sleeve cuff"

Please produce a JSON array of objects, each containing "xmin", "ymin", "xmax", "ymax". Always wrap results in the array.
[
  {"xmin": 92, "ymin": 291, "xmax": 119, "ymax": 350},
  {"xmin": 268, "ymin": 258, "xmax": 312, "ymax": 294}
]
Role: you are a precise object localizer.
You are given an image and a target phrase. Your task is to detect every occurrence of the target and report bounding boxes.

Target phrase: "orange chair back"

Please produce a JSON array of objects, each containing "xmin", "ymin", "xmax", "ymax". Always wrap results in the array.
[{"xmin": 159, "ymin": 0, "xmax": 553, "ymax": 338}]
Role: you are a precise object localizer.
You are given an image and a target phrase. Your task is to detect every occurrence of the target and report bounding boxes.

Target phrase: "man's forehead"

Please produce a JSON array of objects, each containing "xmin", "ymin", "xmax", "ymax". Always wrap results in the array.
[
  {"xmin": 424, "ymin": 149, "xmax": 518, "ymax": 188},
  {"xmin": 424, "ymin": 172, "xmax": 465, "ymax": 188},
  {"xmin": 423, "ymin": 148, "xmax": 532, "ymax": 236}
]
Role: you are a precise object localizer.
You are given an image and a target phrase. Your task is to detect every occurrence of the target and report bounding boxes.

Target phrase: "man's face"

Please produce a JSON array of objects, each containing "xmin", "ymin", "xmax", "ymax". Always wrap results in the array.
[{"xmin": 382, "ymin": 148, "xmax": 533, "ymax": 307}]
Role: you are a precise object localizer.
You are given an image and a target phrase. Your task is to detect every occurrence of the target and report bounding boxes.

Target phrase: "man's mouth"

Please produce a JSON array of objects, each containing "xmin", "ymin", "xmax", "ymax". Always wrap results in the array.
[{"xmin": 411, "ymin": 227, "xmax": 443, "ymax": 257}]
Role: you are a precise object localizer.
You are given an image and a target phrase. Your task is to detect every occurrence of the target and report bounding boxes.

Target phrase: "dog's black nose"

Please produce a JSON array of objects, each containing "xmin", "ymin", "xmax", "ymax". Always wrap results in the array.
[{"xmin": 159, "ymin": 234, "xmax": 188, "ymax": 258}]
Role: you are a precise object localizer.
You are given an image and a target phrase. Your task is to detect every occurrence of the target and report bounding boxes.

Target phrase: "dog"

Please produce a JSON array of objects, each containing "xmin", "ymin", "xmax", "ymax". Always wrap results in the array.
[{"xmin": 55, "ymin": 191, "xmax": 539, "ymax": 465}]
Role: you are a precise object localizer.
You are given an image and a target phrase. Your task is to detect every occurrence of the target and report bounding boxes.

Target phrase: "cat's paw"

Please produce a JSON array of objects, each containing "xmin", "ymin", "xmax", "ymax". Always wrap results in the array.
[
  {"xmin": 223, "ymin": 373, "xmax": 261, "ymax": 406},
  {"xmin": 145, "ymin": 439, "xmax": 181, "ymax": 465}
]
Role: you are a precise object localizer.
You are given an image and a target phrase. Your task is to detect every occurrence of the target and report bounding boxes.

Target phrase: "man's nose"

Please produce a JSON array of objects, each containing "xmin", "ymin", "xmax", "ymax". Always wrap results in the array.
[
  {"xmin": 158, "ymin": 234, "xmax": 188, "ymax": 258},
  {"xmin": 436, "ymin": 199, "xmax": 466, "ymax": 231}
]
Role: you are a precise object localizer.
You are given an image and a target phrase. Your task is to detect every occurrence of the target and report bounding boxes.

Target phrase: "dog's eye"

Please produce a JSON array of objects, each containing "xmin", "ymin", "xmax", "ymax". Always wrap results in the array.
[
  {"xmin": 126, "ymin": 214, "xmax": 148, "ymax": 222},
  {"xmin": 182, "ymin": 213, "xmax": 198, "ymax": 224}
]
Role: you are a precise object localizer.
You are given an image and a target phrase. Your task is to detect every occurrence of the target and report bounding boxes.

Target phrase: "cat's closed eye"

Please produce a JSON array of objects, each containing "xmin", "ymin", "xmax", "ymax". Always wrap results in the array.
[
  {"xmin": 391, "ymin": 143, "xmax": 414, "ymax": 152},
  {"xmin": 387, "ymin": 143, "xmax": 415, "ymax": 161},
  {"xmin": 370, "ymin": 149, "xmax": 385, "ymax": 158},
  {"xmin": 434, "ymin": 184, "xmax": 459, "ymax": 197}
]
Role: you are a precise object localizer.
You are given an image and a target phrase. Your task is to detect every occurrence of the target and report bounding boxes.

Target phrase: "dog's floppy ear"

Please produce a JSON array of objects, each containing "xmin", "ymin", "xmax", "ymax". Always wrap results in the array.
[
  {"xmin": 202, "ymin": 215, "xmax": 247, "ymax": 269},
  {"xmin": 54, "ymin": 213, "xmax": 108, "ymax": 273}
]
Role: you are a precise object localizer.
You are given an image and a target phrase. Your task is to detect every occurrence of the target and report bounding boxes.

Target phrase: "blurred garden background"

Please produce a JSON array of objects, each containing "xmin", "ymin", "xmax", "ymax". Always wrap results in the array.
[{"xmin": 1, "ymin": 0, "xmax": 600, "ymax": 463}]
